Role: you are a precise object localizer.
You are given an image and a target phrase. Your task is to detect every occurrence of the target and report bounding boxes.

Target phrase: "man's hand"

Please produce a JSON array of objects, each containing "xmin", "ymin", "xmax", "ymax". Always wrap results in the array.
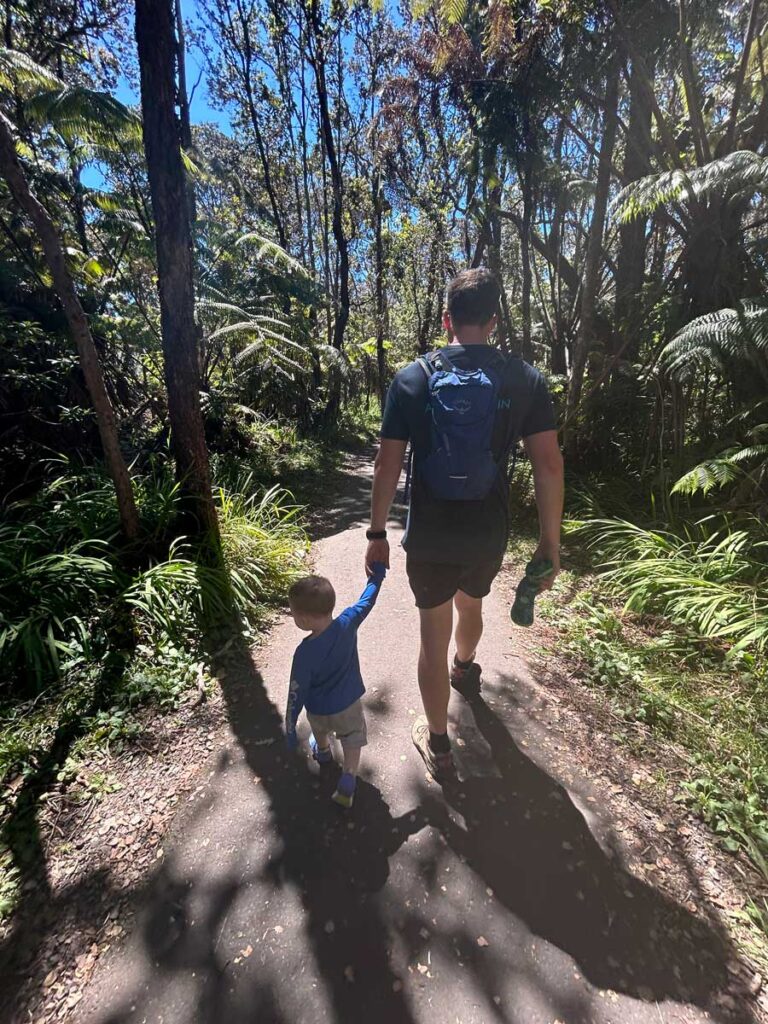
[
  {"xmin": 533, "ymin": 544, "xmax": 560, "ymax": 592},
  {"xmin": 523, "ymin": 430, "xmax": 564, "ymax": 594},
  {"xmin": 366, "ymin": 538, "xmax": 390, "ymax": 576}
]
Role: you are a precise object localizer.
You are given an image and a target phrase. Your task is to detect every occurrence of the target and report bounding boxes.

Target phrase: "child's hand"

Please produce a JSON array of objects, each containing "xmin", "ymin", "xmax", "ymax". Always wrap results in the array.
[{"xmin": 285, "ymin": 731, "xmax": 298, "ymax": 752}]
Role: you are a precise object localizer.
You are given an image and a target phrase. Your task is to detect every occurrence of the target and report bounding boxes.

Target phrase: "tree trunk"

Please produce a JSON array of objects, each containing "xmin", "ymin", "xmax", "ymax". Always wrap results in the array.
[
  {"xmin": 615, "ymin": 58, "xmax": 652, "ymax": 360},
  {"xmin": 135, "ymin": 0, "xmax": 219, "ymax": 541},
  {"xmin": 564, "ymin": 55, "xmax": 620, "ymax": 457},
  {"xmin": 0, "ymin": 113, "xmax": 139, "ymax": 540},
  {"xmin": 373, "ymin": 168, "xmax": 387, "ymax": 410},
  {"xmin": 519, "ymin": 157, "xmax": 534, "ymax": 362},
  {"xmin": 308, "ymin": 2, "xmax": 349, "ymax": 351}
]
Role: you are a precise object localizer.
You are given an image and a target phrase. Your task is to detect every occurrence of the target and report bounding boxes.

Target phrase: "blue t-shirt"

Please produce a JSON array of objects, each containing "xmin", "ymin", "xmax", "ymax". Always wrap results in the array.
[
  {"xmin": 381, "ymin": 345, "xmax": 556, "ymax": 564},
  {"xmin": 285, "ymin": 567, "xmax": 385, "ymax": 743}
]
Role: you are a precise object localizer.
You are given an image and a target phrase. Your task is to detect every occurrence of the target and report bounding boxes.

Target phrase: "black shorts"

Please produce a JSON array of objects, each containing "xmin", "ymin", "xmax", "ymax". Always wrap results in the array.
[{"xmin": 406, "ymin": 554, "xmax": 503, "ymax": 609}]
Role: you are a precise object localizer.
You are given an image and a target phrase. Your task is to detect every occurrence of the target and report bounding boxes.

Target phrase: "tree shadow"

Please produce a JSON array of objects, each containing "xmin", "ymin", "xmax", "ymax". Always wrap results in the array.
[
  {"xmin": 0, "ymin": 648, "xmax": 130, "ymax": 1021},
  {"xmin": 433, "ymin": 687, "xmax": 752, "ymax": 1022}
]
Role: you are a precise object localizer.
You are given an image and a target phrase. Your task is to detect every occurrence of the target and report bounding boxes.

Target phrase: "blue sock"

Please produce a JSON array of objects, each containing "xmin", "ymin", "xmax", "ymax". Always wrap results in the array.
[{"xmin": 336, "ymin": 772, "xmax": 356, "ymax": 796}]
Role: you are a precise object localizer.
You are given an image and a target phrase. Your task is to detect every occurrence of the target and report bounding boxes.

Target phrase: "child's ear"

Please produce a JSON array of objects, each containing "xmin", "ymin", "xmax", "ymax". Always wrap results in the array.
[{"xmin": 442, "ymin": 310, "xmax": 452, "ymax": 333}]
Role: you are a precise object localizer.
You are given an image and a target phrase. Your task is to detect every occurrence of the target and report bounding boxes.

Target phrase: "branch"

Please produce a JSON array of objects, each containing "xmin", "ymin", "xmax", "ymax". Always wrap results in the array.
[{"xmin": 724, "ymin": 0, "xmax": 762, "ymax": 152}]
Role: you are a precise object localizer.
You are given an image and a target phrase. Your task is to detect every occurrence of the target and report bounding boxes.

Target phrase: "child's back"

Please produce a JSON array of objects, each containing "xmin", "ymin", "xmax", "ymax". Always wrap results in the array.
[{"xmin": 285, "ymin": 563, "xmax": 386, "ymax": 808}]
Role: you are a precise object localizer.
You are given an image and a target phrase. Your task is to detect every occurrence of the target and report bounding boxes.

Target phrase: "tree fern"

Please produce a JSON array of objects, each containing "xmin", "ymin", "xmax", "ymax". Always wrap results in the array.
[
  {"xmin": 24, "ymin": 86, "xmax": 142, "ymax": 147},
  {"xmin": 614, "ymin": 151, "xmax": 768, "ymax": 223},
  {"xmin": 235, "ymin": 232, "xmax": 310, "ymax": 278},
  {"xmin": 661, "ymin": 302, "xmax": 768, "ymax": 379}
]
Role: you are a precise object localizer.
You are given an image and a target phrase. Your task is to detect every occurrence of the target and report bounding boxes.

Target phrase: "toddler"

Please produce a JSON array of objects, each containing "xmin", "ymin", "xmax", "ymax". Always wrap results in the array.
[{"xmin": 285, "ymin": 562, "xmax": 386, "ymax": 808}]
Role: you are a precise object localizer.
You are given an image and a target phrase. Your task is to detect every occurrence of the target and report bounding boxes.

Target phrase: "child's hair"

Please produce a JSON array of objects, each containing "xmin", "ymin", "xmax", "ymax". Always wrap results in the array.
[
  {"xmin": 288, "ymin": 575, "xmax": 336, "ymax": 616},
  {"xmin": 446, "ymin": 267, "xmax": 501, "ymax": 326}
]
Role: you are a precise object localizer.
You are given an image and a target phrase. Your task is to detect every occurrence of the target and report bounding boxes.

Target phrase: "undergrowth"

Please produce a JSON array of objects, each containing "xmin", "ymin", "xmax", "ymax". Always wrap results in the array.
[
  {"xmin": 509, "ymin": 463, "xmax": 768, "ymax": 947},
  {"xmin": 0, "ymin": 450, "xmax": 311, "ymax": 922}
]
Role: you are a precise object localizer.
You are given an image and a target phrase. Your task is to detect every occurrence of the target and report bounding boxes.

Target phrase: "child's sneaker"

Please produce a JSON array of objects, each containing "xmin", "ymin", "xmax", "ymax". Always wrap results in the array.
[
  {"xmin": 450, "ymin": 656, "xmax": 482, "ymax": 700},
  {"xmin": 332, "ymin": 772, "xmax": 356, "ymax": 809},
  {"xmin": 309, "ymin": 733, "xmax": 334, "ymax": 764}
]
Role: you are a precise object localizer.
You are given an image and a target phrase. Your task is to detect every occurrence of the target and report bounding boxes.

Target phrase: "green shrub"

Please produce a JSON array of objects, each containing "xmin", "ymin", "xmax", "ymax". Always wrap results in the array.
[
  {"xmin": 0, "ymin": 465, "xmax": 308, "ymax": 691},
  {"xmin": 570, "ymin": 517, "xmax": 768, "ymax": 659}
]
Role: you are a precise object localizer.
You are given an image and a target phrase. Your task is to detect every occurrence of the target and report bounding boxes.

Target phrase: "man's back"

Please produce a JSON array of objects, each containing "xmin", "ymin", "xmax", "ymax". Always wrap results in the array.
[{"xmin": 381, "ymin": 344, "xmax": 555, "ymax": 564}]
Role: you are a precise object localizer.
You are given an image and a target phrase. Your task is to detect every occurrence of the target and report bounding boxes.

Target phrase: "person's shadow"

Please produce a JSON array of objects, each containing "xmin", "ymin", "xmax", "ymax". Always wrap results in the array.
[
  {"xmin": 432, "ymin": 687, "xmax": 747, "ymax": 1020},
  {"xmin": 92, "ymin": 631, "xmax": 437, "ymax": 1024}
]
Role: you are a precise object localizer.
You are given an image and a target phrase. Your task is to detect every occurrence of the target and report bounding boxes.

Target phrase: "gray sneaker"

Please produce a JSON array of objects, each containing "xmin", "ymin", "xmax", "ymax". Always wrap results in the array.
[
  {"xmin": 450, "ymin": 659, "xmax": 482, "ymax": 700},
  {"xmin": 412, "ymin": 716, "xmax": 456, "ymax": 782}
]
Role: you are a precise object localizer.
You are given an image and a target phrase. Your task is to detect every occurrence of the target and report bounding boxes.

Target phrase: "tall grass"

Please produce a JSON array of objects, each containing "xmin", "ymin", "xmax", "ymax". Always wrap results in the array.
[
  {"xmin": 0, "ymin": 467, "xmax": 308, "ymax": 691},
  {"xmin": 570, "ymin": 517, "xmax": 768, "ymax": 660}
]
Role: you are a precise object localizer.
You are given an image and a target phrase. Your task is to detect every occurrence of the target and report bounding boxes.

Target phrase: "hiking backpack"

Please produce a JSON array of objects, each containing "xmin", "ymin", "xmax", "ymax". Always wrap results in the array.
[{"xmin": 412, "ymin": 348, "xmax": 502, "ymax": 501}]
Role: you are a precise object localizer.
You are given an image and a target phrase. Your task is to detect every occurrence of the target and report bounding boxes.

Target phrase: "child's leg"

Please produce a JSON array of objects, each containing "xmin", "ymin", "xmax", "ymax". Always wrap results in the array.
[
  {"xmin": 306, "ymin": 713, "xmax": 334, "ymax": 764},
  {"xmin": 340, "ymin": 742, "xmax": 361, "ymax": 778},
  {"xmin": 312, "ymin": 728, "xmax": 332, "ymax": 753},
  {"xmin": 331, "ymin": 702, "xmax": 366, "ymax": 808}
]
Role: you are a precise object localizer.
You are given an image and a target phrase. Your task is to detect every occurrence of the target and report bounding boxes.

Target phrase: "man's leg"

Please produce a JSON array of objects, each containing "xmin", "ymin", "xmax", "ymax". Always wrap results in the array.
[
  {"xmin": 454, "ymin": 589, "xmax": 484, "ymax": 664},
  {"xmin": 417, "ymin": 599, "xmax": 453, "ymax": 735}
]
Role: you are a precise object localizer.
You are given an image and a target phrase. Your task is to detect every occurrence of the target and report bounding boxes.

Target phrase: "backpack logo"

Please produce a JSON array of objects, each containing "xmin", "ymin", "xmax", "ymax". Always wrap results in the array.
[{"xmin": 454, "ymin": 399, "xmax": 471, "ymax": 415}]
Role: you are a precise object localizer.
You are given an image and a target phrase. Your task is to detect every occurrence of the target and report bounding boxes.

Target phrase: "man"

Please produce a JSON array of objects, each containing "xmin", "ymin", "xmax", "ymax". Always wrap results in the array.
[{"xmin": 365, "ymin": 267, "xmax": 564, "ymax": 780}]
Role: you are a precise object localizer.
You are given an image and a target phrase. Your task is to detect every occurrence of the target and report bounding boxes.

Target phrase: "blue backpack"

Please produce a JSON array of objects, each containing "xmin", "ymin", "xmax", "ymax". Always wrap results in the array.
[{"xmin": 414, "ymin": 349, "xmax": 502, "ymax": 501}]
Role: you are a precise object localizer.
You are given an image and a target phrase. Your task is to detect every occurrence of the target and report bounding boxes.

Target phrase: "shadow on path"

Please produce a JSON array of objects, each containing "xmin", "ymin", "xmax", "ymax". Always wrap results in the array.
[
  {"xmin": 431, "ymin": 686, "xmax": 750, "ymax": 1021},
  {"xmin": 94, "ymin": 634, "xmax": 434, "ymax": 1024}
]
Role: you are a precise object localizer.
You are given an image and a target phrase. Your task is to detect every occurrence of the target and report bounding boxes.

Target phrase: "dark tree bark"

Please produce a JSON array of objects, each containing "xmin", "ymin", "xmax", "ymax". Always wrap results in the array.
[
  {"xmin": 565, "ymin": 55, "xmax": 621, "ymax": 456},
  {"xmin": 307, "ymin": 0, "xmax": 350, "ymax": 351},
  {"xmin": 615, "ymin": 58, "xmax": 652, "ymax": 360},
  {"xmin": 0, "ymin": 113, "xmax": 139, "ymax": 540},
  {"xmin": 373, "ymin": 168, "xmax": 387, "ymax": 409},
  {"xmin": 135, "ymin": 0, "xmax": 219, "ymax": 541}
]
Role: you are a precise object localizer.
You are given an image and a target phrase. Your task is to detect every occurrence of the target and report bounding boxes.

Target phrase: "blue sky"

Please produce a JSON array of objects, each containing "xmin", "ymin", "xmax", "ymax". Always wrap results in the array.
[{"xmin": 82, "ymin": 0, "xmax": 230, "ymax": 189}]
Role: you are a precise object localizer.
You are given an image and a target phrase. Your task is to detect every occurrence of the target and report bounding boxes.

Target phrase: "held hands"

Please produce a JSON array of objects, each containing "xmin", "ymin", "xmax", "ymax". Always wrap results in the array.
[
  {"xmin": 365, "ymin": 538, "xmax": 390, "ymax": 577},
  {"xmin": 368, "ymin": 558, "xmax": 387, "ymax": 583}
]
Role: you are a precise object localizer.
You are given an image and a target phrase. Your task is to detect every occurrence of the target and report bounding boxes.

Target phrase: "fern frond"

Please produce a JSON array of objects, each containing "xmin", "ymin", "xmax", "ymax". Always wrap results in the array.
[
  {"xmin": 613, "ymin": 169, "xmax": 691, "ymax": 222},
  {"xmin": 236, "ymin": 233, "xmax": 310, "ymax": 277},
  {"xmin": 24, "ymin": 86, "xmax": 141, "ymax": 146},
  {"xmin": 442, "ymin": 0, "xmax": 468, "ymax": 24},
  {"xmin": 661, "ymin": 302, "xmax": 768, "ymax": 377},
  {"xmin": 672, "ymin": 457, "xmax": 742, "ymax": 496},
  {"xmin": 0, "ymin": 48, "xmax": 60, "ymax": 93}
]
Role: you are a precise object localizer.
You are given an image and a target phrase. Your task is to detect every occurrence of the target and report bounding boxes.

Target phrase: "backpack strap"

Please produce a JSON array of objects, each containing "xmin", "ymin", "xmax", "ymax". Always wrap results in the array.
[
  {"xmin": 433, "ymin": 348, "xmax": 455, "ymax": 373},
  {"xmin": 416, "ymin": 356, "xmax": 434, "ymax": 380}
]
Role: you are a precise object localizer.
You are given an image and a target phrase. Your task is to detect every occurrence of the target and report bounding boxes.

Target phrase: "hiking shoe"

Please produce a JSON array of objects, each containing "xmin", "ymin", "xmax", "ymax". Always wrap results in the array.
[
  {"xmin": 332, "ymin": 772, "xmax": 356, "ymax": 809},
  {"xmin": 310, "ymin": 733, "xmax": 334, "ymax": 765},
  {"xmin": 412, "ymin": 716, "xmax": 456, "ymax": 782},
  {"xmin": 450, "ymin": 658, "xmax": 482, "ymax": 700}
]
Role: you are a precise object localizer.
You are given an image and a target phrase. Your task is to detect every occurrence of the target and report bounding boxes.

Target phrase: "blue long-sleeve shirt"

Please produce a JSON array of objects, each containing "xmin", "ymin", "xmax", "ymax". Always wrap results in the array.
[{"xmin": 285, "ymin": 566, "xmax": 385, "ymax": 743}]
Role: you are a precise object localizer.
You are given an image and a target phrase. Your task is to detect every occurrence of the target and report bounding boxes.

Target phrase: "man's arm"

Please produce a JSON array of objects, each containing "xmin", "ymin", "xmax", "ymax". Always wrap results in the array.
[
  {"xmin": 365, "ymin": 439, "xmax": 407, "ymax": 575},
  {"xmin": 522, "ymin": 429, "xmax": 564, "ymax": 591}
]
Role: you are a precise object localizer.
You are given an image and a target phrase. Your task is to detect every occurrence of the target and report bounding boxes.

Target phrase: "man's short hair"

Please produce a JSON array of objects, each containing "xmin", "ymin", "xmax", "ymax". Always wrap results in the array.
[
  {"xmin": 446, "ymin": 268, "xmax": 501, "ymax": 326},
  {"xmin": 288, "ymin": 575, "xmax": 335, "ymax": 616}
]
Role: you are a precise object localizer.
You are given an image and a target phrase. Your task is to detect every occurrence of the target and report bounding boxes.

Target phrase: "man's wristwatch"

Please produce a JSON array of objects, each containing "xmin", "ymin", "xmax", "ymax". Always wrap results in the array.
[{"xmin": 366, "ymin": 528, "xmax": 387, "ymax": 540}]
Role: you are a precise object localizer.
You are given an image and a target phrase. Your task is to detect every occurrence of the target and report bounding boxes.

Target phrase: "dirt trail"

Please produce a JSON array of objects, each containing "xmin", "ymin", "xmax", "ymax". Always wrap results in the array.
[{"xmin": 73, "ymin": 454, "xmax": 754, "ymax": 1024}]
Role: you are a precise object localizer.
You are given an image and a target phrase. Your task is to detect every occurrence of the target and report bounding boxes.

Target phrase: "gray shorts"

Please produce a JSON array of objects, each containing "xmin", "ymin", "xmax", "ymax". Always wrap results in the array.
[{"xmin": 306, "ymin": 699, "xmax": 367, "ymax": 749}]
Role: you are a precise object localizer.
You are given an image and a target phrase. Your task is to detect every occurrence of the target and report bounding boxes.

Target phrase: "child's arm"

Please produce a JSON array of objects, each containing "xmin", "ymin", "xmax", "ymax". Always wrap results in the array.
[
  {"xmin": 339, "ymin": 561, "xmax": 386, "ymax": 629},
  {"xmin": 285, "ymin": 649, "xmax": 312, "ymax": 750}
]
